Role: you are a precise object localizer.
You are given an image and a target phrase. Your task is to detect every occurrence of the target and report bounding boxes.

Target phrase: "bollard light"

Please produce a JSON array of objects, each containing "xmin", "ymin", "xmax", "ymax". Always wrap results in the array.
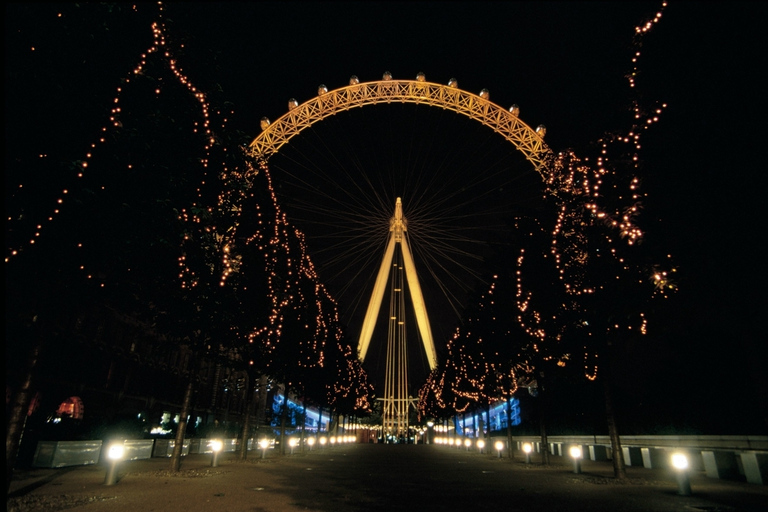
[
  {"xmin": 523, "ymin": 442, "xmax": 533, "ymax": 464},
  {"xmin": 569, "ymin": 446, "xmax": 583, "ymax": 474},
  {"xmin": 104, "ymin": 442, "xmax": 125, "ymax": 486},
  {"xmin": 495, "ymin": 440, "xmax": 504, "ymax": 458},
  {"xmin": 288, "ymin": 438, "xmax": 298, "ymax": 455},
  {"xmin": 259, "ymin": 438, "xmax": 270, "ymax": 459},
  {"xmin": 671, "ymin": 452, "xmax": 692, "ymax": 496},
  {"xmin": 477, "ymin": 439, "xmax": 485, "ymax": 453},
  {"xmin": 464, "ymin": 438, "xmax": 472, "ymax": 451},
  {"xmin": 307, "ymin": 437, "xmax": 316, "ymax": 451},
  {"xmin": 320, "ymin": 436, "xmax": 327, "ymax": 448},
  {"xmin": 209, "ymin": 439, "xmax": 223, "ymax": 467}
]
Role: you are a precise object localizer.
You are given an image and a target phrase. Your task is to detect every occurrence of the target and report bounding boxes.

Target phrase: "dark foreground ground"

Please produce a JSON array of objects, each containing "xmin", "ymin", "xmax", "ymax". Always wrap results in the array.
[{"xmin": 7, "ymin": 443, "xmax": 768, "ymax": 512}]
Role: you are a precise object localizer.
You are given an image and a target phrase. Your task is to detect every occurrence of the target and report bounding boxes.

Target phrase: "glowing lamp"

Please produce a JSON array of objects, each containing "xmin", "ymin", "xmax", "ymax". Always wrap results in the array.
[
  {"xmin": 107, "ymin": 443, "xmax": 125, "ymax": 461},
  {"xmin": 495, "ymin": 441, "xmax": 504, "ymax": 458},
  {"xmin": 259, "ymin": 438, "xmax": 270, "ymax": 459},
  {"xmin": 104, "ymin": 442, "xmax": 124, "ymax": 486},
  {"xmin": 523, "ymin": 442, "xmax": 533, "ymax": 464},
  {"xmin": 477, "ymin": 439, "xmax": 485, "ymax": 452},
  {"xmin": 210, "ymin": 439, "xmax": 223, "ymax": 467},
  {"xmin": 671, "ymin": 452, "xmax": 692, "ymax": 496},
  {"xmin": 464, "ymin": 438, "xmax": 472, "ymax": 451},
  {"xmin": 671, "ymin": 453, "xmax": 688, "ymax": 470},
  {"xmin": 569, "ymin": 445, "xmax": 583, "ymax": 474}
]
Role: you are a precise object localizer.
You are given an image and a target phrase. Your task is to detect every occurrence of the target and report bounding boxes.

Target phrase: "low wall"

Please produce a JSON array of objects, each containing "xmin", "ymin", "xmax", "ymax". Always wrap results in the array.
[{"xmin": 506, "ymin": 435, "xmax": 768, "ymax": 485}]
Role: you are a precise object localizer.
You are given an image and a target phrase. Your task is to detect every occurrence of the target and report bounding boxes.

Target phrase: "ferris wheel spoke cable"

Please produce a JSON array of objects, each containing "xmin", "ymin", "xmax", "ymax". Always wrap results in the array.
[{"xmin": 266, "ymin": 100, "xmax": 542, "ymax": 335}]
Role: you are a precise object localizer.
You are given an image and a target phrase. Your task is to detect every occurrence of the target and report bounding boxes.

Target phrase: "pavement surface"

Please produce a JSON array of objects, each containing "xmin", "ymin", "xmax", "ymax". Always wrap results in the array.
[{"xmin": 7, "ymin": 443, "xmax": 768, "ymax": 512}]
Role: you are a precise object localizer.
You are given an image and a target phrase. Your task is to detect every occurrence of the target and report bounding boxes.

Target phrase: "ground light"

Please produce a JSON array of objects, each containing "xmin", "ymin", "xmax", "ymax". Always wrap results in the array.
[
  {"xmin": 259, "ymin": 439, "xmax": 270, "ymax": 459},
  {"xmin": 569, "ymin": 446, "xmax": 583, "ymax": 474},
  {"xmin": 104, "ymin": 442, "xmax": 125, "ymax": 486},
  {"xmin": 495, "ymin": 441, "xmax": 504, "ymax": 459},
  {"xmin": 209, "ymin": 439, "xmax": 223, "ymax": 467},
  {"xmin": 671, "ymin": 452, "xmax": 692, "ymax": 496},
  {"xmin": 523, "ymin": 443, "xmax": 533, "ymax": 464}
]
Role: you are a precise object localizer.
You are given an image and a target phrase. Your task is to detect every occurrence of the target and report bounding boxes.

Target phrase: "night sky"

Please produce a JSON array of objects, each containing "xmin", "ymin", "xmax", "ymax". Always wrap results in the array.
[{"xmin": 6, "ymin": 2, "xmax": 766, "ymax": 433}]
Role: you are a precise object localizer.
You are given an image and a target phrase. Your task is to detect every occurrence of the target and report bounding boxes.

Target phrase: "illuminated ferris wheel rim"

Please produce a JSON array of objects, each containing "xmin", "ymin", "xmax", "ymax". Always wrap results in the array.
[{"xmin": 248, "ymin": 72, "xmax": 555, "ymax": 176}]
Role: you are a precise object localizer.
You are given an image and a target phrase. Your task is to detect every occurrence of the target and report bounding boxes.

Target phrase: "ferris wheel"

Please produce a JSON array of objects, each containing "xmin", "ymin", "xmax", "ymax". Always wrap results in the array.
[{"xmin": 248, "ymin": 72, "xmax": 554, "ymax": 400}]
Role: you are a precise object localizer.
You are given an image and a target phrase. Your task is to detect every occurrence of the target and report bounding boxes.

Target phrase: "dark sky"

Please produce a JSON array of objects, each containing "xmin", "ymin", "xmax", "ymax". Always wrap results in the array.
[{"xmin": 6, "ymin": 2, "xmax": 767, "ymax": 431}]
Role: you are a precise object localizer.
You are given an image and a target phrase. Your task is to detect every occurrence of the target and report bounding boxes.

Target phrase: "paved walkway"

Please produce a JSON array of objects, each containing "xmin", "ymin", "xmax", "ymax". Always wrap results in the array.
[{"xmin": 8, "ymin": 443, "xmax": 768, "ymax": 512}]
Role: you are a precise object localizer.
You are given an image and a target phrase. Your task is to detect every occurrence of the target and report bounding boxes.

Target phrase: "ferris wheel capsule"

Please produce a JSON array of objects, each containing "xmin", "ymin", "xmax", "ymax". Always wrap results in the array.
[
  {"xmin": 383, "ymin": 71, "xmax": 393, "ymax": 80},
  {"xmin": 318, "ymin": 84, "xmax": 328, "ymax": 95},
  {"xmin": 288, "ymin": 98, "xmax": 298, "ymax": 110},
  {"xmin": 448, "ymin": 78, "xmax": 458, "ymax": 88},
  {"xmin": 479, "ymin": 88, "xmax": 490, "ymax": 99},
  {"xmin": 509, "ymin": 104, "xmax": 520, "ymax": 116},
  {"xmin": 416, "ymin": 72, "xmax": 426, "ymax": 82},
  {"xmin": 260, "ymin": 117, "xmax": 270, "ymax": 131},
  {"xmin": 536, "ymin": 124, "xmax": 547, "ymax": 137},
  {"xmin": 349, "ymin": 75, "xmax": 360, "ymax": 85}
]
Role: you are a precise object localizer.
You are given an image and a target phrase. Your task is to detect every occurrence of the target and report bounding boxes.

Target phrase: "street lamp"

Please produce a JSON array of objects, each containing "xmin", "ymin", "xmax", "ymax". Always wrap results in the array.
[
  {"xmin": 569, "ymin": 446, "xmax": 583, "ymax": 474},
  {"xmin": 494, "ymin": 440, "xmax": 504, "ymax": 458},
  {"xmin": 671, "ymin": 452, "xmax": 692, "ymax": 496},
  {"xmin": 104, "ymin": 442, "xmax": 125, "ymax": 486},
  {"xmin": 523, "ymin": 442, "xmax": 533, "ymax": 464},
  {"xmin": 259, "ymin": 438, "xmax": 270, "ymax": 459},
  {"xmin": 209, "ymin": 439, "xmax": 223, "ymax": 467}
]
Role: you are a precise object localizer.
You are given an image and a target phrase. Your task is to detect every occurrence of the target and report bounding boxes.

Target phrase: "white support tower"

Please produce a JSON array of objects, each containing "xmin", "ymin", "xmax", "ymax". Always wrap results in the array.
[{"xmin": 358, "ymin": 198, "xmax": 438, "ymax": 441}]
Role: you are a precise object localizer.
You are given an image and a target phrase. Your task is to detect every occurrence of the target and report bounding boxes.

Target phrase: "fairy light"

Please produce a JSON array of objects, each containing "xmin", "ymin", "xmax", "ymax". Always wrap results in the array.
[
  {"xmin": 8, "ymin": 3, "xmax": 373, "ymax": 416},
  {"xmin": 418, "ymin": 275, "xmax": 523, "ymax": 419}
]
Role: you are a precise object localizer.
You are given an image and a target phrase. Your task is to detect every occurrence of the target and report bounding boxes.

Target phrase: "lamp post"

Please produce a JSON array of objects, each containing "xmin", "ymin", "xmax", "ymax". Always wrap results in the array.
[
  {"xmin": 209, "ymin": 439, "xmax": 223, "ymax": 467},
  {"xmin": 671, "ymin": 452, "xmax": 692, "ymax": 496},
  {"xmin": 495, "ymin": 440, "xmax": 504, "ymax": 459},
  {"xmin": 259, "ymin": 438, "xmax": 269, "ymax": 459},
  {"xmin": 569, "ymin": 446, "xmax": 583, "ymax": 474},
  {"xmin": 426, "ymin": 421, "xmax": 434, "ymax": 444},
  {"xmin": 104, "ymin": 442, "xmax": 124, "ymax": 486},
  {"xmin": 523, "ymin": 442, "xmax": 533, "ymax": 464}
]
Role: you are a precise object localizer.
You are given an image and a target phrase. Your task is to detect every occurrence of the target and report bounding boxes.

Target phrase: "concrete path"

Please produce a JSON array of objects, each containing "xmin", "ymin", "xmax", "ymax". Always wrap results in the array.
[{"xmin": 8, "ymin": 443, "xmax": 768, "ymax": 512}]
